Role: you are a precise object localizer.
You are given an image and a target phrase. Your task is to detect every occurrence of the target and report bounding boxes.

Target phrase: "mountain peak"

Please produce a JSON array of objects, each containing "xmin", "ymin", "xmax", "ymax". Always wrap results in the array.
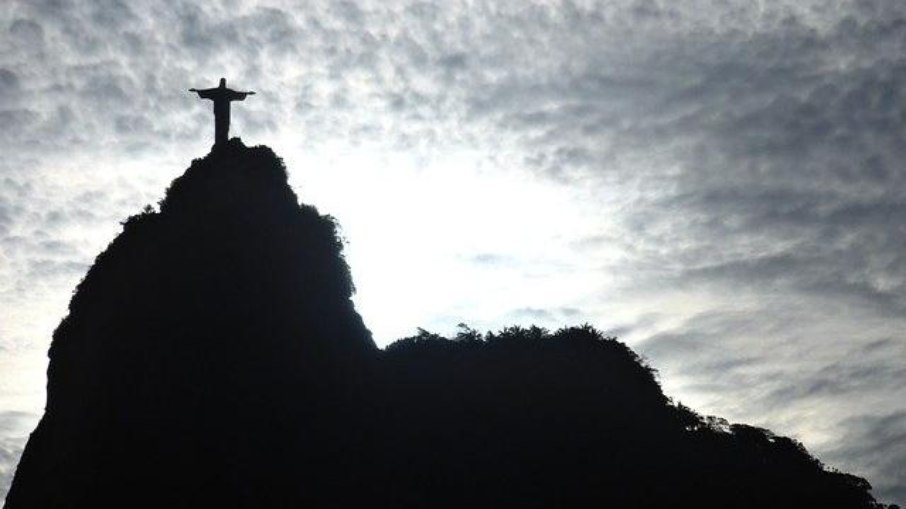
[
  {"xmin": 159, "ymin": 138, "xmax": 296, "ymax": 218},
  {"xmin": 6, "ymin": 144, "xmax": 893, "ymax": 508},
  {"xmin": 9, "ymin": 142, "xmax": 375, "ymax": 506}
]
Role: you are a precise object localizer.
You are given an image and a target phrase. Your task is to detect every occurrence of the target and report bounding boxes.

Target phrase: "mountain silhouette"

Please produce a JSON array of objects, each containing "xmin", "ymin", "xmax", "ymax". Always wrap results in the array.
[{"xmin": 5, "ymin": 140, "xmax": 896, "ymax": 508}]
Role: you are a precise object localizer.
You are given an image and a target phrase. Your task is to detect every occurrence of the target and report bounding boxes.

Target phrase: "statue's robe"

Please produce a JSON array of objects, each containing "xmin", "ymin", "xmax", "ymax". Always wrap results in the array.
[{"xmin": 195, "ymin": 86, "xmax": 251, "ymax": 145}]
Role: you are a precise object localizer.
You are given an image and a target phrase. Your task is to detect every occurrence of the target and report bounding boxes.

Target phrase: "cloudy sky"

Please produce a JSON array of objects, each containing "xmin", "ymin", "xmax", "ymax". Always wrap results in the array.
[{"xmin": 2, "ymin": 0, "xmax": 906, "ymax": 504}]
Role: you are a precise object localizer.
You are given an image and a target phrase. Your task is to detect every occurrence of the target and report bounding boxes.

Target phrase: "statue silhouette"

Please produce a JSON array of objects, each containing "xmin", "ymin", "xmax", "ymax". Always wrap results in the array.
[{"xmin": 189, "ymin": 78, "xmax": 255, "ymax": 146}]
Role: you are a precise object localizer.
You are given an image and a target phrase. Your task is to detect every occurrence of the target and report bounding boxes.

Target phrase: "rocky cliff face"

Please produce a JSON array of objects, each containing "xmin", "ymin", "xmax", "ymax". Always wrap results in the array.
[{"xmin": 5, "ymin": 140, "xmax": 892, "ymax": 508}]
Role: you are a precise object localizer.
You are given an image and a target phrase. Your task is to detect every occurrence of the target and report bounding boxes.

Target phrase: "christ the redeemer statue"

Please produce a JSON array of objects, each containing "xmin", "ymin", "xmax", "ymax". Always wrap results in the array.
[{"xmin": 189, "ymin": 78, "xmax": 255, "ymax": 146}]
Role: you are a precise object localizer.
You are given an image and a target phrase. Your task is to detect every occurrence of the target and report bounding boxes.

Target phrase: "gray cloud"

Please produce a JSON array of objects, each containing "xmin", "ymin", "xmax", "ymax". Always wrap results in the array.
[
  {"xmin": 636, "ymin": 303, "xmax": 906, "ymax": 503},
  {"xmin": 827, "ymin": 411, "xmax": 906, "ymax": 504},
  {"xmin": 506, "ymin": 306, "xmax": 585, "ymax": 324}
]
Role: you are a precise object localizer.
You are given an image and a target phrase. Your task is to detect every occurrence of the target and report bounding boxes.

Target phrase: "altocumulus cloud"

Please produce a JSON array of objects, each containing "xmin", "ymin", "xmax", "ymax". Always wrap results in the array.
[{"xmin": 2, "ymin": 0, "xmax": 906, "ymax": 504}]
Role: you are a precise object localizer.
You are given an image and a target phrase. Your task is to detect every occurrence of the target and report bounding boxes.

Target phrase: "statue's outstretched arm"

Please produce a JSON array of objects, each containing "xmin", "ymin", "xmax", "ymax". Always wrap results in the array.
[
  {"xmin": 230, "ymin": 91, "xmax": 256, "ymax": 101},
  {"xmin": 190, "ymin": 87, "xmax": 218, "ymax": 99}
]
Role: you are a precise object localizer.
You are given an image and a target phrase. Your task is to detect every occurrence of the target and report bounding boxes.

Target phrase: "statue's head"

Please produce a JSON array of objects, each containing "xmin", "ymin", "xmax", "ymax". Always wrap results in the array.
[{"xmin": 219, "ymin": 78, "xmax": 226, "ymax": 88}]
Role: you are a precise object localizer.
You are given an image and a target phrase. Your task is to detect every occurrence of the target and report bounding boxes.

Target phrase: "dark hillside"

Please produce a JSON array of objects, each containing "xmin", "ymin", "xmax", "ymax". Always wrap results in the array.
[
  {"xmin": 379, "ymin": 325, "xmax": 886, "ymax": 508},
  {"xmin": 7, "ymin": 140, "xmax": 376, "ymax": 507},
  {"xmin": 5, "ymin": 141, "xmax": 893, "ymax": 508}
]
